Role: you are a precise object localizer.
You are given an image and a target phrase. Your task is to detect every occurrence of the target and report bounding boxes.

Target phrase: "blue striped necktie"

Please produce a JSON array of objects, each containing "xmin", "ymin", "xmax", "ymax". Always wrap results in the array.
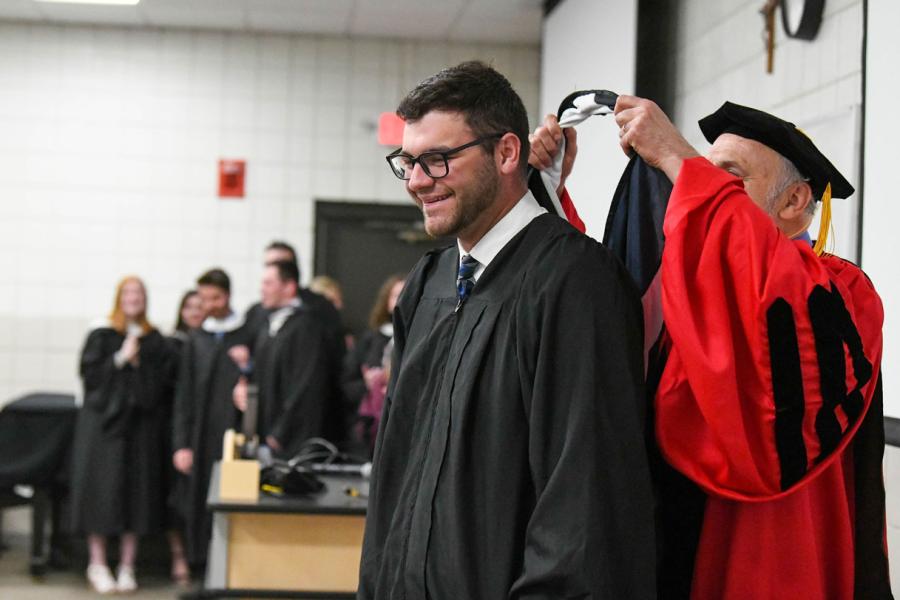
[{"xmin": 456, "ymin": 254, "xmax": 479, "ymax": 311}]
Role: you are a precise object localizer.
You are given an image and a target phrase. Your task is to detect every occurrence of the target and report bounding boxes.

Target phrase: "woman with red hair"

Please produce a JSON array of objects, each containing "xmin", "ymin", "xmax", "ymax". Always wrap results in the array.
[{"xmin": 70, "ymin": 276, "xmax": 172, "ymax": 595}]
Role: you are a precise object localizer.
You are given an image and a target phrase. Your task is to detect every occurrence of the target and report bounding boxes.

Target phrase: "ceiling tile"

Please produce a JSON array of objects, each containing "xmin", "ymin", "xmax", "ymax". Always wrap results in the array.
[
  {"xmin": 1, "ymin": 0, "xmax": 541, "ymax": 44},
  {"xmin": 348, "ymin": 6, "xmax": 461, "ymax": 40},
  {"xmin": 449, "ymin": 4, "xmax": 541, "ymax": 44},
  {"xmin": 246, "ymin": 10, "xmax": 349, "ymax": 35},
  {"xmin": 30, "ymin": 3, "xmax": 143, "ymax": 27},
  {"xmin": 0, "ymin": 0, "xmax": 44, "ymax": 21},
  {"xmin": 139, "ymin": 4, "xmax": 245, "ymax": 30}
]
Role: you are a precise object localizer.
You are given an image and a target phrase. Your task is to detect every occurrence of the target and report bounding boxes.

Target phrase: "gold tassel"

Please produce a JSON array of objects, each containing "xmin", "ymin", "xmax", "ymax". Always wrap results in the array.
[{"xmin": 812, "ymin": 182, "xmax": 832, "ymax": 256}]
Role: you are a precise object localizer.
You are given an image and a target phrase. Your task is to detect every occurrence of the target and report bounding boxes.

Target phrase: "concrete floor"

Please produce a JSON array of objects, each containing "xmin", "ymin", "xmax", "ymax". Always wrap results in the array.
[{"xmin": 0, "ymin": 505, "xmax": 188, "ymax": 599}]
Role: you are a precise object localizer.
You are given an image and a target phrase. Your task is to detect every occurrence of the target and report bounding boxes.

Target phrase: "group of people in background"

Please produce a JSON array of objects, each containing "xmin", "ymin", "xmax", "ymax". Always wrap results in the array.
[{"xmin": 68, "ymin": 240, "xmax": 404, "ymax": 595}]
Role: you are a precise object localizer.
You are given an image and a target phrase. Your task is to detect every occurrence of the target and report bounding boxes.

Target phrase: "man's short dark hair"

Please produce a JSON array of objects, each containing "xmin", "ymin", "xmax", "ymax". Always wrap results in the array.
[
  {"xmin": 268, "ymin": 259, "xmax": 299, "ymax": 287},
  {"xmin": 197, "ymin": 268, "xmax": 230, "ymax": 294},
  {"xmin": 397, "ymin": 60, "xmax": 531, "ymax": 175},
  {"xmin": 266, "ymin": 240, "xmax": 297, "ymax": 264}
]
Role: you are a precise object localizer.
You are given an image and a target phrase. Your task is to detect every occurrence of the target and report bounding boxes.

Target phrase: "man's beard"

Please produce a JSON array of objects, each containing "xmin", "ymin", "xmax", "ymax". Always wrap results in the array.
[{"xmin": 424, "ymin": 157, "xmax": 500, "ymax": 238}]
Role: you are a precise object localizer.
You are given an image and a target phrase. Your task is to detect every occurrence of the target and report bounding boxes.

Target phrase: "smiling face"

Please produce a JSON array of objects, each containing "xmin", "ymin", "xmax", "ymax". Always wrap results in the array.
[
  {"xmin": 119, "ymin": 279, "xmax": 146, "ymax": 320},
  {"xmin": 181, "ymin": 293, "xmax": 205, "ymax": 330},
  {"xmin": 401, "ymin": 111, "xmax": 500, "ymax": 244},
  {"xmin": 198, "ymin": 284, "xmax": 230, "ymax": 320}
]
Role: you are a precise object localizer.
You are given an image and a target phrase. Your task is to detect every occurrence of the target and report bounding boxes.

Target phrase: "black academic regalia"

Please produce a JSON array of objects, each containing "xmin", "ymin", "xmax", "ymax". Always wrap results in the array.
[
  {"xmin": 358, "ymin": 214, "xmax": 656, "ymax": 600},
  {"xmin": 161, "ymin": 331, "xmax": 190, "ymax": 529},
  {"xmin": 172, "ymin": 326, "xmax": 245, "ymax": 565},
  {"xmin": 251, "ymin": 304, "xmax": 338, "ymax": 458},
  {"xmin": 70, "ymin": 326, "xmax": 171, "ymax": 537},
  {"xmin": 238, "ymin": 302, "xmax": 269, "ymax": 350},
  {"xmin": 298, "ymin": 289, "xmax": 347, "ymax": 443},
  {"xmin": 245, "ymin": 292, "xmax": 346, "ymax": 444},
  {"xmin": 244, "ymin": 291, "xmax": 344, "ymax": 358}
]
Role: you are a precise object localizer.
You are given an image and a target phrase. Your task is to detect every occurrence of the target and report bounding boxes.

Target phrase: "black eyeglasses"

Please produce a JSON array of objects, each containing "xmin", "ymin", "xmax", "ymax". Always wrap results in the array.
[{"xmin": 386, "ymin": 133, "xmax": 505, "ymax": 180}]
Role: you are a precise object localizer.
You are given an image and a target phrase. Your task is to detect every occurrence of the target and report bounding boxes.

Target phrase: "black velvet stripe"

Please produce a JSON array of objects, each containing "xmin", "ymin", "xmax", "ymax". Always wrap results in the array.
[
  {"xmin": 808, "ymin": 283, "xmax": 873, "ymax": 463},
  {"xmin": 851, "ymin": 376, "xmax": 894, "ymax": 599},
  {"xmin": 809, "ymin": 285, "xmax": 846, "ymax": 459},
  {"xmin": 767, "ymin": 298, "xmax": 808, "ymax": 490}
]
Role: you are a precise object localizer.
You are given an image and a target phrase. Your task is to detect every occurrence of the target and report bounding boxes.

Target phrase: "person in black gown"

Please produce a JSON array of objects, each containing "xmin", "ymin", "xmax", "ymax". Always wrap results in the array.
[
  {"xmin": 70, "ymin": 276, "xmax": 172, "ymax": 595},
  {"xmin": 342, "ymin": 274, "xmax": 404, "ymax": 453},
  {"xmin": 233, "ymin": 260, "xmax": 340, "ymax": 458},
  {"xmin": 240, "ymin": 241, "xmax": 348, "ymax": 445},
  {"xmin": 358, "ymin": 61, "xmax": 656, "ymax": 599},
  {"xmin": 171, "ymin": 269, "xmax": 250, "ymax": 567},
  {"xmin": 162, "ymin": 289, "xmax": 204, "ymax": 585}
]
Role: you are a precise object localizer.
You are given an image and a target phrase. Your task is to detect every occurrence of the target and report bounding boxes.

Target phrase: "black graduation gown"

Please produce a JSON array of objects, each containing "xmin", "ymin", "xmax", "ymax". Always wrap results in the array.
[
  {"xmin": 299, "ymin": 289, "xmax": 348, "ymax": 443},
  {"xmin": 70, "ymin": 327, "xmax": 171, "ymax": 536},
  {"xmin": 358, "ymin": 214, "xmax": 656, "ymax": 600},
  {"xmin": 245, "ymin": 292, "xmax": 347, "ymax": 443},
  {"xmin": 251, "ymin": 304, "xmax": 337, "ymax": 457},
  {"xmin": 172, "ymin": 326, "xmax": 245, "ymax": 564},
  {"xmin": 237, "ymin": 301, "xmax": 269, "ymax": 351},
  {"xmin": 162, "ymin": 331, "xmax": 190, "ymax": 528}
]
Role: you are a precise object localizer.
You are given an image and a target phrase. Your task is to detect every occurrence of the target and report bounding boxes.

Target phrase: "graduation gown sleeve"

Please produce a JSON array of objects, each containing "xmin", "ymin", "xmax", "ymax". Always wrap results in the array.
[
  {"xmin": 172, "ymin": 336, "xmax": 196, "ymax": 451},
  {"xmin": 80, "ymin": 328, "xmax": 128, "ymax": 427},
  {"xmin": 657, "ymin": 156, "xmax": 884, "ymax": 500},
  {"xmin": 509, "ymin": 236, "xmax": 654, "ymax": 599},
  {"xmin": 131, "ymin": 331, "xmax": 170, "ymax": 411},
  {"xmin": 268, "ymin": 317, "xmax": 331, "ymax": 448}
]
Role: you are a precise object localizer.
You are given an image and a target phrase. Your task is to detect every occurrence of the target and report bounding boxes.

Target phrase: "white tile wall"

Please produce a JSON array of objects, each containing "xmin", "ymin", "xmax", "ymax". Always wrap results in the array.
[
  {"xmin": 673, "ymin": 0, "xmax": 900, "ymax": 592},
  {"xmin": 0, "ymin": 21, "xmax": 541, "ymax": 405},
  {"xmin": 673, "ymin": 0, "xmax": 863, "ymax": 150}
]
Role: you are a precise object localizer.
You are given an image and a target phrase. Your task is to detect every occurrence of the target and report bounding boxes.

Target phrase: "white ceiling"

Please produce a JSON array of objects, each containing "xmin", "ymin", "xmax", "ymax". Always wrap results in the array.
[{"xmin": 0, "ymin": 0, "xmax": 544, "ymax": 43}]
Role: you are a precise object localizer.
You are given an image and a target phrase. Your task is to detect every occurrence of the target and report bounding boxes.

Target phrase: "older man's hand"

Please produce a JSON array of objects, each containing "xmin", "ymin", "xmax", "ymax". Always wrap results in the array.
[
  {"xmin": 614, "ymin": 95, "xmax": 699, "ymax": 182},
  {"xmin": 528, "ymin": 114, "xmax": 577, "ymax": 197}
]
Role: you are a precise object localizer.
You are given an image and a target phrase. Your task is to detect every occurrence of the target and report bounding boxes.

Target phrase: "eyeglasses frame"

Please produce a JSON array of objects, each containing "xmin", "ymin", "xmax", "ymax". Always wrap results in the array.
[{"xmin": 385, "ymin": 133, "xmax": 506, "ymax": 180}]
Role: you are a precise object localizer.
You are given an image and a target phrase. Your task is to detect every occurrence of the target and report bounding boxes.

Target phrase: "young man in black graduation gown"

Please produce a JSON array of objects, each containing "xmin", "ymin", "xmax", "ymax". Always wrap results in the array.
[
  {"xmin": 233, "ymin": 260, "xmax": 339, "ymax": 457},
  {"xmin": 241, "ymin": 241, "xmax": 348, "ymax": 444},
  {"xmin": 358, "ymin": 61, "xmax": 655, "ymax": 600},
  {"xmin": 171, "ymin": 268, "xmax": 250, "ymax": 566}
]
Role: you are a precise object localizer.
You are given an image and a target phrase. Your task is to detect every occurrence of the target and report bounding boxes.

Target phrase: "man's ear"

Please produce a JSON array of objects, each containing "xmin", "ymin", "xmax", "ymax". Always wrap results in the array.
[
  {"xmin": 778, "ymin": 180, "xmax": 814, "ymax": 221},
  {"xmin": 495, "ymin": 132, "xmax": 521, "ymax": 176}
]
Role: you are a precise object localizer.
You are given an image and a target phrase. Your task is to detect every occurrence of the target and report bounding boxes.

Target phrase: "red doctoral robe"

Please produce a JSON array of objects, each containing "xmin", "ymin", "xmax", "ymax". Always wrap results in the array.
[{"xmin": 561, "ymin": 156, "xmax": 891, "ymax": 599}]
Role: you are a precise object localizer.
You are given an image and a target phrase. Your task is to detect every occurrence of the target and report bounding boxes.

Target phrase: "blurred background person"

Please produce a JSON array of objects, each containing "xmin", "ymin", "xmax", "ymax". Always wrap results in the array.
[
  {"xmin": 342, "ymin": 274, "xmax": 404, "ymax": 455},
  {"xmin": 233, "ymin": 260, "xmax": 340, "ymax": 457},
  {"xmin": 171, "ymin": 269, "xmax": 248, "ymax": 569},
  {"xmin": 238, "ymin": 242, "xmax": 349, "ymax": 446},
  {"xmin": 161, "ymin": 289, "xmax": 204, "ymax": 586},
  {"xmin": 242, "ymin": 241, "xmax": 300, "ymax": 344},
  {"xmin": 309, "ymin": 275, "xmax": 345, "ymax": 311},
  {"xmin": 69, "ymin": 276, "xmax": 172, "ymax": 595},
  {"xmin": 310, "ymin": 275, "xmax": 355, "ymax": 352}
]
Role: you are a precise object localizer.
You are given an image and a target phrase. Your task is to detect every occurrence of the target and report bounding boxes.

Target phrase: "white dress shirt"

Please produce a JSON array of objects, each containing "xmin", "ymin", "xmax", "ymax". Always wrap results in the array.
[{"xmin": 457, "ymin": 189, "xmax": 547, "ymax": 281}]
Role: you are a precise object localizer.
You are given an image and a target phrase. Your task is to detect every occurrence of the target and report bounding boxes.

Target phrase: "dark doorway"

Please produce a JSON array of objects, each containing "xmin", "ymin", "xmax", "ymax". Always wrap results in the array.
[{"xmin": 314, "ymin": 201, "xmax": 450, "ymax": 336}]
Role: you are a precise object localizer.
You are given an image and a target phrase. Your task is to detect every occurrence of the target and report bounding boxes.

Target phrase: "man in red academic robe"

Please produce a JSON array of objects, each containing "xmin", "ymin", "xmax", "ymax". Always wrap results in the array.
[{"xmin": 533, "ymin": 98, "xmax": 892, "ymax": 599}]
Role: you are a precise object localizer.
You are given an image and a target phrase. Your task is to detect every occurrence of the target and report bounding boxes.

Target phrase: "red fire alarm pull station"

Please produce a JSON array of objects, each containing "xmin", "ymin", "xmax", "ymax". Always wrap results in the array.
[{"xmin": 218, "ymin": 159, "xmax": 246, "ymax": 198}]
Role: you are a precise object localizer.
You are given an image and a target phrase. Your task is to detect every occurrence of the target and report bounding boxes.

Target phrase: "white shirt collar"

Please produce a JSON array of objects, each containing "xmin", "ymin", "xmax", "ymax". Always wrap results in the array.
[
  {"xmin": 202, "ymin": 310, "xmax": 245, "ymax": 334},
  {"xmin": 457, "ymin": 190, "xmax": 546, "ymax": 281},
  {"xmin": 267, "ymin": 297, "xmax": 302, "ymax": 336}
]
